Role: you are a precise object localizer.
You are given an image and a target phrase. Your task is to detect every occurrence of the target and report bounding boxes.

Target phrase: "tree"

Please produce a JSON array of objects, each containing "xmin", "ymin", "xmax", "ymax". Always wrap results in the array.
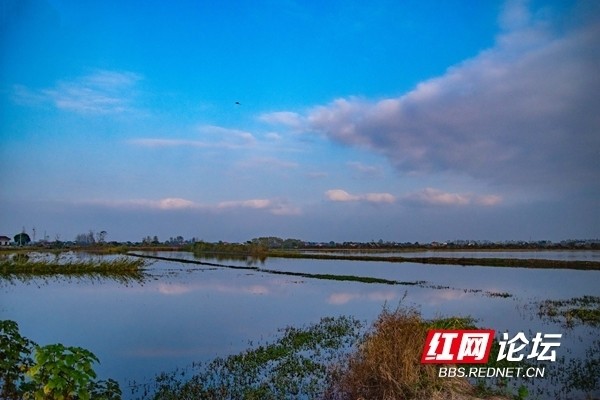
[
  {"xmin": 96, "ymin": 231, "xmax": 107, "ymax": 244},
  {"xmin": 75, "ymin": 231, "xmax": 96, "ymax": 246},
  {"xmin": 13, "ymin": 233, "xmax": 31, "ymax": 246}
]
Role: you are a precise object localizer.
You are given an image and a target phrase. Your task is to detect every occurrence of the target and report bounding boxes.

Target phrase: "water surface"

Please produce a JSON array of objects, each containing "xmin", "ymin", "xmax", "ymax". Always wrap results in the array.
[{"xmin": 1, "ymin": 251, "xmax": 598, "ymax": 399}]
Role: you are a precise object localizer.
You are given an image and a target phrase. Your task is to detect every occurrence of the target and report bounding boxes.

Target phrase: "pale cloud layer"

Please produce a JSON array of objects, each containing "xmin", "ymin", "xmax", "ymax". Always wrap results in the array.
[
  {"xmin": 259, "ymin": 111, "xmax": 304, "ymax": 129},
  {"xmin": 325, "ymin": 188, "xmax": 501, "ymax": 207},
  {"xmin": 14, "ymin": 70, "xmax": 142, "ymax": 114},
  {"xmin": 129, "ymin": 125, "xmax": 257, "ymax": 149},
  {"xmin": 79, "ymin": 197, "xmax": 300, "ymax": 216},
  {"xmin": 403, "ymin": 188, "xmax": 502, "ymax": 207},
  {"xmin": 325, "ymin": 189, "xmax": 395, "ymax": 204}
]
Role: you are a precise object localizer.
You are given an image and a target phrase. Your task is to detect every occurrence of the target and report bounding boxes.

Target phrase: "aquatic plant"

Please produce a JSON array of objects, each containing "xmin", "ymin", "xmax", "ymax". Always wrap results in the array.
[
  {"xmin": 538, "ymin": 295, "xmax": 600, "ymax": 327},
  {"xmin": 139, "ymin": 316, "xmax": 363, "ymax": 400},
  {"xmin": 0, "ymin": 256, "xmax": 147, "ymax": 285}
]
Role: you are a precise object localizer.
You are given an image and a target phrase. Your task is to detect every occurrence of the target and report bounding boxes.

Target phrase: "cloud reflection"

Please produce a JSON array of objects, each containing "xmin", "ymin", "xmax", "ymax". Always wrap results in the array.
[{"xmin": 328, "ymin": 290, "xmax": 398, "ymax": 305}]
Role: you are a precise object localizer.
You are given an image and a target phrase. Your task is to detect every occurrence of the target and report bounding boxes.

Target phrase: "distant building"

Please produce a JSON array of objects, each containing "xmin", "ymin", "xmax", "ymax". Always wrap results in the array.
[{"xmin": 0, "ymin": 235, "xmax": 11, "ymax": 246}]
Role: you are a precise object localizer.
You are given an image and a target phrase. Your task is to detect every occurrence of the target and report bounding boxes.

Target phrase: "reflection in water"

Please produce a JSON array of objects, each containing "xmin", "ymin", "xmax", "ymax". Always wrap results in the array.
[{"xmin": 0, "ymin": 251, "xmax": 599, "ymax": 399}]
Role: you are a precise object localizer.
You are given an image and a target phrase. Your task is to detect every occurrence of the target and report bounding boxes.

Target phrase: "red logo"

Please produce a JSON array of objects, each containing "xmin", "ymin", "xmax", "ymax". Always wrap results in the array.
[{"xmin": 421, "ymin": 329, "xmax": 495, "ymax": 364}]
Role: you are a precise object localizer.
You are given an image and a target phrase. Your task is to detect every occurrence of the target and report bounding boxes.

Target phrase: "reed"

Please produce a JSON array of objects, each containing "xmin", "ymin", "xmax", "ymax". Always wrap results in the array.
[
  {"xmin": 327, "ymin": 306, "xmax": 478, "ymax": 400},
  {"xmin": 0, "ymin": 257, "xmax": 147, "ymax": 284}
]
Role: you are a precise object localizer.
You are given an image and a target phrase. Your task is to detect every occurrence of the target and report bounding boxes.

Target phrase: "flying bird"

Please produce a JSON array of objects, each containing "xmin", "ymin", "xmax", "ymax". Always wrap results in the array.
[{"xmin": 235, "ymin": 101, "xmax": 241, "ymax": 105}]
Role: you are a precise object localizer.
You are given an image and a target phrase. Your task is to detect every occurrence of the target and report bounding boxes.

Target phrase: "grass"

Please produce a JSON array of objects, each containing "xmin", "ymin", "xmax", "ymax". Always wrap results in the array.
[
  {"xmin": 0, "ymin": 256, "xmax": 147, "ymax": 285},
  {"xmin": 327, "ymin": 307, "xmax": 482, "ymax": 400},
  {"xmin": 538, "ymin": 295, "xmax": 600, "ymax": 327}
]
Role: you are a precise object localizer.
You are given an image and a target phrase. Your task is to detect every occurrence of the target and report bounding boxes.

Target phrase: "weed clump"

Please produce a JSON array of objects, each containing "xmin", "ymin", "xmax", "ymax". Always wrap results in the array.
[
  {"xmin": 538, "ymin": 296, "xmax": 600, "ymax": 327},
  {"xmin": 327, "ymin": 307, "xmax": 478, "ymax": 400}
]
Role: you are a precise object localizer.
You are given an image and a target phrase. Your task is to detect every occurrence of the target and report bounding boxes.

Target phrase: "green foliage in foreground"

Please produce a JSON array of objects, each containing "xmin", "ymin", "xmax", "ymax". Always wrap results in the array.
[{"xmin": 0, "ymin": 320, "xmax": 121, "ymax": 400}]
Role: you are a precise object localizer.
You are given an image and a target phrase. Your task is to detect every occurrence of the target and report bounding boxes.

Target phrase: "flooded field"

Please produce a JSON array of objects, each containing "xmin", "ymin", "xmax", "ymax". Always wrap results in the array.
[{"xmin": 1, "ymin": 250, "xmax": 599, "ymax": 399}]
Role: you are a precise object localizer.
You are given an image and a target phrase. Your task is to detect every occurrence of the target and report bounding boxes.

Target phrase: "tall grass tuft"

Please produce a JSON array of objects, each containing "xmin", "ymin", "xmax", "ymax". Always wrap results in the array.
[{"xmin": 327, "ymin": 306, "xmax": 476, "ymax": 400}]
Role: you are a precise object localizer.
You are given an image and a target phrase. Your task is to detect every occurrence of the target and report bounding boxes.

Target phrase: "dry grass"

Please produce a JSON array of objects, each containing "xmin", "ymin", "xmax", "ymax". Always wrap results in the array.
[{"xmin": 327, "ymin": 307, "xmax": 488, "ymax": 400}]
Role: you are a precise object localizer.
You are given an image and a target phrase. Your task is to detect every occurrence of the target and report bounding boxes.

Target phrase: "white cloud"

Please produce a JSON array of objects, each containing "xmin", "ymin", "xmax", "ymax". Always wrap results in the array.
[
  {"xmin": 218, "ymin": 199, "xmax": 272, "ymax": 210},
  {"xmin": 197, "ymin": 125, "xmax": 257, "ymax": 144},
  {"xmin": 156, "ymin": 198, "xmax": 197, "ymax": 210},
  {"xmin": 129, "ymin": 125, "xmax": 257, "ymax": 150},
  {"xmin": 364, "ymin": 192, "xmax": 396, "ymax": 204},
  {"xmin": 15, "ymin": 70, "xmax": 143, "ymax": 115},
  {"xmin": 79, "ymin": 196, "xmax": 300, "ymax": 215},
  {"xmin": 403, "ymin": 188, "xmax": 502, "ymax": 207},
  {"xmin": 325, "ymin": 189, "xmax": 395, "ymax": 204},
  {"xmin": 287, "ymin": 6, "xmax": 600, "ymax": 196},
  {"xmin": 260, "ymin": 111, "xmax": 303, "ymax": 129},
  {"xmin": 325, "ymin": 189, "xmax": 359, "ymax": 202},
  {"xmin": 217, "ymin": 198, "xmax": 301, "ymax": 216},
  {"xmin": 83, "ymin": 197, "xmax": 201, "ymax": 210}
]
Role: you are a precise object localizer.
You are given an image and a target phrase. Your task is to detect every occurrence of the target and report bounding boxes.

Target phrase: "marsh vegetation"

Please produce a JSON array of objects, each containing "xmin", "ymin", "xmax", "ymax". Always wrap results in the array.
[
  {"xmin": 134, "ymin": 307, "xmax": 515, "ymax": 400},
  {"xmin": 0, "ymin": 254, "xmax": 147, "ymax": 285}
]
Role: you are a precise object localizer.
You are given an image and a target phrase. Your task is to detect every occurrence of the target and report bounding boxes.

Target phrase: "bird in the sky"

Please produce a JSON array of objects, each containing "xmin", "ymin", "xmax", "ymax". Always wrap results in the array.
[{"xmin": 235, "ymin": 101, "xmax": 241, "ymax": 105}]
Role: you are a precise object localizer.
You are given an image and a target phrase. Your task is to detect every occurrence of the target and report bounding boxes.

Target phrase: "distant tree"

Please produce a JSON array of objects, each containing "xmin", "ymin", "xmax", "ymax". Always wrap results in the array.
[
  {"xmin": 13, "ymin": 233, "xmax": 31, "ymax": 246},
  {"xmin": 75, "ymin": 231, "xmax": 96, "ymax": 245},
  {"xmin": 142, "ymin": 236, "xmax": 160, "ymax": 245},
  {"xmin": 96, "ymin": 230, "xmax": 107, "ymax": 244}
]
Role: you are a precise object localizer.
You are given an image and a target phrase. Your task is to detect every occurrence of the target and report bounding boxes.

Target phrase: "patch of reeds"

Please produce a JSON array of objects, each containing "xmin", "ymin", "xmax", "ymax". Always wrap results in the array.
[
  {"xmin": 326, "ymin": 307, "xmax": 480, "ymax": 400},
  {"xmin": 0, "ymin": 257, "xmax": 147, "ymax": 285}
]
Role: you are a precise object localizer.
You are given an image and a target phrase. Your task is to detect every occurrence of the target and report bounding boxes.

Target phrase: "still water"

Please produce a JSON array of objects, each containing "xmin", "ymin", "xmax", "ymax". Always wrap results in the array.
[{"xmin": 1, "ymin": 250, "xmax": 599, "ymax": 398}]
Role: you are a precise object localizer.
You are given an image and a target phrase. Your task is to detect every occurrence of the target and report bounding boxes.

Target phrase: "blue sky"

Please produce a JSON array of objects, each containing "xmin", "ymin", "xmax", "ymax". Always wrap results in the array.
[{"xmin": 1, "ymin": 0, "xmax": 598, "ymax": 243}]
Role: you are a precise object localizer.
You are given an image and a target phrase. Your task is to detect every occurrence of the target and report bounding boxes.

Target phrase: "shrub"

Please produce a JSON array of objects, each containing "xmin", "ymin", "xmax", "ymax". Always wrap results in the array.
[
  {"xmin": 0, "ymin": 320, "xmax": 121, "ymax": 400},
  {"xmin": 327, "ymin": 306, "xmax": 475, "ymax": 400},
  {"xmin": 0, "ymin": 320, "xmax": 36, "ymax": 399}
]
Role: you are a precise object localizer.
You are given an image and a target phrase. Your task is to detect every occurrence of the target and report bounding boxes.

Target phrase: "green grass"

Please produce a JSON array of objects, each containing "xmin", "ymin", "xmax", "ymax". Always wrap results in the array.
[
  {"xmin": 0, "ymin": 257, "xmax": 147, "ymax": 284},
  {"xmin": 538, "ymin": 295, "xmax": 600, "ymax": 327}
]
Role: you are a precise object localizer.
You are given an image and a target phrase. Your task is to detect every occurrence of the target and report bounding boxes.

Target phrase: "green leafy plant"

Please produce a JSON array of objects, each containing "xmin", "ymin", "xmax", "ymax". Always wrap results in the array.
[
  {"xmin": 0, "ymin": 320, "xmax": 121, "ymax": 400},
  {"xmin": 26, "ymin": 344, "xmax": 100, "ymax": 400},
  {"xmin": 0, "ymin": 320, "xmax": 36, "ymax": 399}
]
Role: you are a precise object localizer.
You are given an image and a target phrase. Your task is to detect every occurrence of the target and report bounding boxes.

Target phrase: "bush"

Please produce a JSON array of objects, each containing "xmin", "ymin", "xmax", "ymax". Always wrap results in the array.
[
  {"xmin": 327, "ymin": 306, "xmax": 476, "ymax": 400},
  {"xmin": 0, "ymin": 320, "xmax": 121, "ymax": 400}
]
